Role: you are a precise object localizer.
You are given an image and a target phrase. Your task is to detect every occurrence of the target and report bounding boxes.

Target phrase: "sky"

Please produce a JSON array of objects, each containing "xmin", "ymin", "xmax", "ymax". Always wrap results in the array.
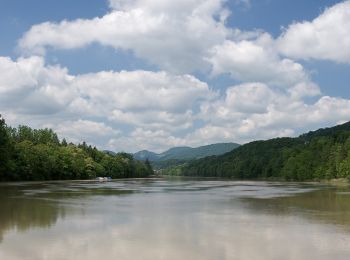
[{"xmin": 0, "ymin": 0, "xmax": 350, "ymax": 153}]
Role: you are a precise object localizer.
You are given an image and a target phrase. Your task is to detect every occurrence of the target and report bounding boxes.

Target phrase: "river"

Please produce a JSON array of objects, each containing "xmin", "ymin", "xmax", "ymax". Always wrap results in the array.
[{"xmin": 0, "ymin": 178, "xmax": 350, "ymax": 259}]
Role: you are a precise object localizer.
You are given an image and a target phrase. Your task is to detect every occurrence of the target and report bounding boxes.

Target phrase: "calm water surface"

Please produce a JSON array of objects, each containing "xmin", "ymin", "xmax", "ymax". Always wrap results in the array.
[{"xmin": 0, "ymin": 179, "xmax": 350, "ymax": 260}]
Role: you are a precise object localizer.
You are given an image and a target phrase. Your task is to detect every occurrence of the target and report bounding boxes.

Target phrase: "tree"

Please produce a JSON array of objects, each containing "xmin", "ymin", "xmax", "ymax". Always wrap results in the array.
[
  {"xmin": 0, "ymin": 115, "xmax": 12, "ymax": 179},
  {"xmin": 0, "ymin": 115, "xmax": 154, "ymax": 182},
  {"xmin": 61, "ymin": 138, "xmax": 68, "ymax": 146},
  {"xmin": 145, "ymin": 159, "xmax": 153, "ymax": 175}
]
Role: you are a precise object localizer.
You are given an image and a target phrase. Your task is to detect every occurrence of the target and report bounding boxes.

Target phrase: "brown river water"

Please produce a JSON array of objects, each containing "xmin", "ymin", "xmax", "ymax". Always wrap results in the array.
[{"xmin": 0, "ymin": 179, "xmax": 350, "ymax": 260}]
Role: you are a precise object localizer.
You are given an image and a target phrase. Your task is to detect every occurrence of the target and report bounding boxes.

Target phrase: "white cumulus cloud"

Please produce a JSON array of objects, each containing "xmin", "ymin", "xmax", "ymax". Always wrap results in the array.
[
  {"xmin": 19, "ymin": 0, "xmax": 230, "ymax": 73},
  {"xmin": 278, "ymin": 0, "xmax": 350, "ymax": 63},
  {"xmin": 208, "ymin": 34, "xmax": 310, "ymax": 87}
]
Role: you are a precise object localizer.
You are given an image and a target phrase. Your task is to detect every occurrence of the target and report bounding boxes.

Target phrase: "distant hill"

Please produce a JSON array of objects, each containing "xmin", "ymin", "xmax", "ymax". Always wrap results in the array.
[
  {"xmin": 167, "ymin": 121, "xmax": 350, "ymax": 181},
  {"xmin": 134, "ymin": 143, "xmax": 240, "ymax": 161},
  {"xmin": 103, "ymin": 150, "xmax": 117, "ymax": 156},
  {"xmin": 132, "ymin": 150, "xmax": 159, "ymax": 161}
]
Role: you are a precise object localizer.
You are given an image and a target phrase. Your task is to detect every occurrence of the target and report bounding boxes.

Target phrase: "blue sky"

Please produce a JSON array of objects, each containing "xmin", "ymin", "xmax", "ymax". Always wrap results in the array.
[{"xmin": 0, "ymin": 0, "xmax": 350, "ymax": 152}]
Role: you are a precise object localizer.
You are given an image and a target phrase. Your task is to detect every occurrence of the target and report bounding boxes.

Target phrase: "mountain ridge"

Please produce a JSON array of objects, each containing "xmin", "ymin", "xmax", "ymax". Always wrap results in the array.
[
  {"xmin": 169, "ymin": 121, "xmax": 350, "ymax": 181},
  {"xmin": 134, "ymin": 142, "xmax": 240, "ymax": 161}
]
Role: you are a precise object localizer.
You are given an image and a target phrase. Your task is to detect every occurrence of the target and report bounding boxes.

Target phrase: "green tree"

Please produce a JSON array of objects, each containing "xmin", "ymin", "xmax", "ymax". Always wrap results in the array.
[
  {"xmin": 0, "ymin": 115, "xmax": 12, "ymax": 179},
  {"xmin": 0, "ymin": 115, "xmax": 153, "ymax": 182}
]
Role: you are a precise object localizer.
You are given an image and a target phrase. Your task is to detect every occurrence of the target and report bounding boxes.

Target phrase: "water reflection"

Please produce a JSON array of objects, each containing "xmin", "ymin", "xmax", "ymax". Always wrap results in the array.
[
  {"xmin": 241, "ymin": 186, "xmax": 350, "ymax": 229},
  {"xmin": 0, "ymin": 181, "xmax": 134, "ymax": 242},
  {"xmin": 0, "ymin": 180, "xmax": 350, "ymax": 260},
  {"xmin": 0, "ymin": 185, "xmax": 62, "ymax": 242}
]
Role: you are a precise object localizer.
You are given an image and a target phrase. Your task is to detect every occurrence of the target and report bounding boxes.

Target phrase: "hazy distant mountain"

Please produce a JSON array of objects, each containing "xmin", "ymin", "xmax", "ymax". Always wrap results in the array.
[
  {"xmin": 103, "ymin": 150, "xmax": 117, "ymax": 156},
  {"xmin": 134, "ymin": 143, "xmax": 240, "ymax": 161},
  {"xmin": 132, "ymin": 150, "xmax": 159, "ymax": 161}
]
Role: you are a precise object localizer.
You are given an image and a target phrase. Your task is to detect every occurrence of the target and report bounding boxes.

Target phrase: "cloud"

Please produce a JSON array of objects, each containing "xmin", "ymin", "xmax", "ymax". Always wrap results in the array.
[
  {"xmin": 193, "ymin": 82, "xmax": 350, "ymax": 145},
  {"xmin": 278, "ymin": 0, "xmax": 350, "ymax": 63},
  {"xmin": 0, "ymin": 56, "xmax": 75, "ymax": 115},
  {"xmin": 207, "ymin": 33, "xmax": 312, "ymax": 88},
  {"xmin": 4, "ymin": 0, "xmax": 350, "ymax": 152},
  {"xmin": 19, "ymin": 0, "xmax": 230, "ymax": 73},
  {"xmin": 19, "ymin": 0, "xmax": 339, "ymax": 87},
  {"xmin": 108, "ymin": 128, "xmax": 187, "ymax": 152},
  {"xmin": 287, "ymin": 82, "xmax": 321, "ymax": 99},
  {"xmin": 0, "ymin": 56, "xmax": 215, "ymax": 151},
  {"xmin": 1, "ymin": 55, "xmax": 350, "ymax": 152},
  {"xmin": 71, "ymin": 70, "xmax": 214, "ymax": 114},
  {"xmin": 222, "ymin": 83, "xmax": 277, "ymax": 114},
  {"xmin": 69, "ymin": 70, "xmax": 215, "ymax": 134},
  {"xmin": 109, "ymin": 110, "xmax": 194, "ymax": 131},
  {"xmin": 47, "ymin": 119, "xmax": 120, "ymax": 145}
]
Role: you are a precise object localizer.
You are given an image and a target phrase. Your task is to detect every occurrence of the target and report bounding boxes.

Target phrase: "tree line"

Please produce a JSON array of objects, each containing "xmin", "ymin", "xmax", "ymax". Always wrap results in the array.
[
  {"xmin": 0, "ymin": 115, "xmax": 153, "ymax": 181},
  {"xmin": 162, "ymin": 121, "xmax": 350, "ymax": 181}
]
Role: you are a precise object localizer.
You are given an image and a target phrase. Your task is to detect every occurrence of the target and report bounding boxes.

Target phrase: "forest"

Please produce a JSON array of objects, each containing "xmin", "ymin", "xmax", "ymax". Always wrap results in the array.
[
  {"xmin": 163, "ymin": 121, "xmax": 350, "ymax": 181},
  {"xmin": 0, "ymin": 115, "xmax": 153, "ymax": 181}
]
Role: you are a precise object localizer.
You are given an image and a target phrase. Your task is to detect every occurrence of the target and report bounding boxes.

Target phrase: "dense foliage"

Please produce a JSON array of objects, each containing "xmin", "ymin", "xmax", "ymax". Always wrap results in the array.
[
  {"xmin": 151, "ymin": 159, "xmax": 188, "ymax": 171},
  {"xmin": 164, "ymin": 122, "xmax": 350, "ymax": 181},
  {"xmin": 0, "ymin": 115, "xmax": 153, "ymax": 181}
]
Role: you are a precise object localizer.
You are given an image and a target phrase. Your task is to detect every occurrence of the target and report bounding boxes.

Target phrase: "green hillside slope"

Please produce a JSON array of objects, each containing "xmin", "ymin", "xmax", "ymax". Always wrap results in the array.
[{"xmin": 170, "ymin": 122, "xmax": 350, "ymax": 181}]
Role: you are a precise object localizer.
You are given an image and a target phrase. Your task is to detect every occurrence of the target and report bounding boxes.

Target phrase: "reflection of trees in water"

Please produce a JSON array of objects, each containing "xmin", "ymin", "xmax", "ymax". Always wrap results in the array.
[
  {"xmin": 241, "ymin": 187, "xmax": 350, "ymax": 229},
  {"xmin": 0, "ymin": 182, "xmax": 134, "ymax": 242},
  {"xmin": 0, "ymin": 186, "xmax": 65, "ymax": 242}
]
